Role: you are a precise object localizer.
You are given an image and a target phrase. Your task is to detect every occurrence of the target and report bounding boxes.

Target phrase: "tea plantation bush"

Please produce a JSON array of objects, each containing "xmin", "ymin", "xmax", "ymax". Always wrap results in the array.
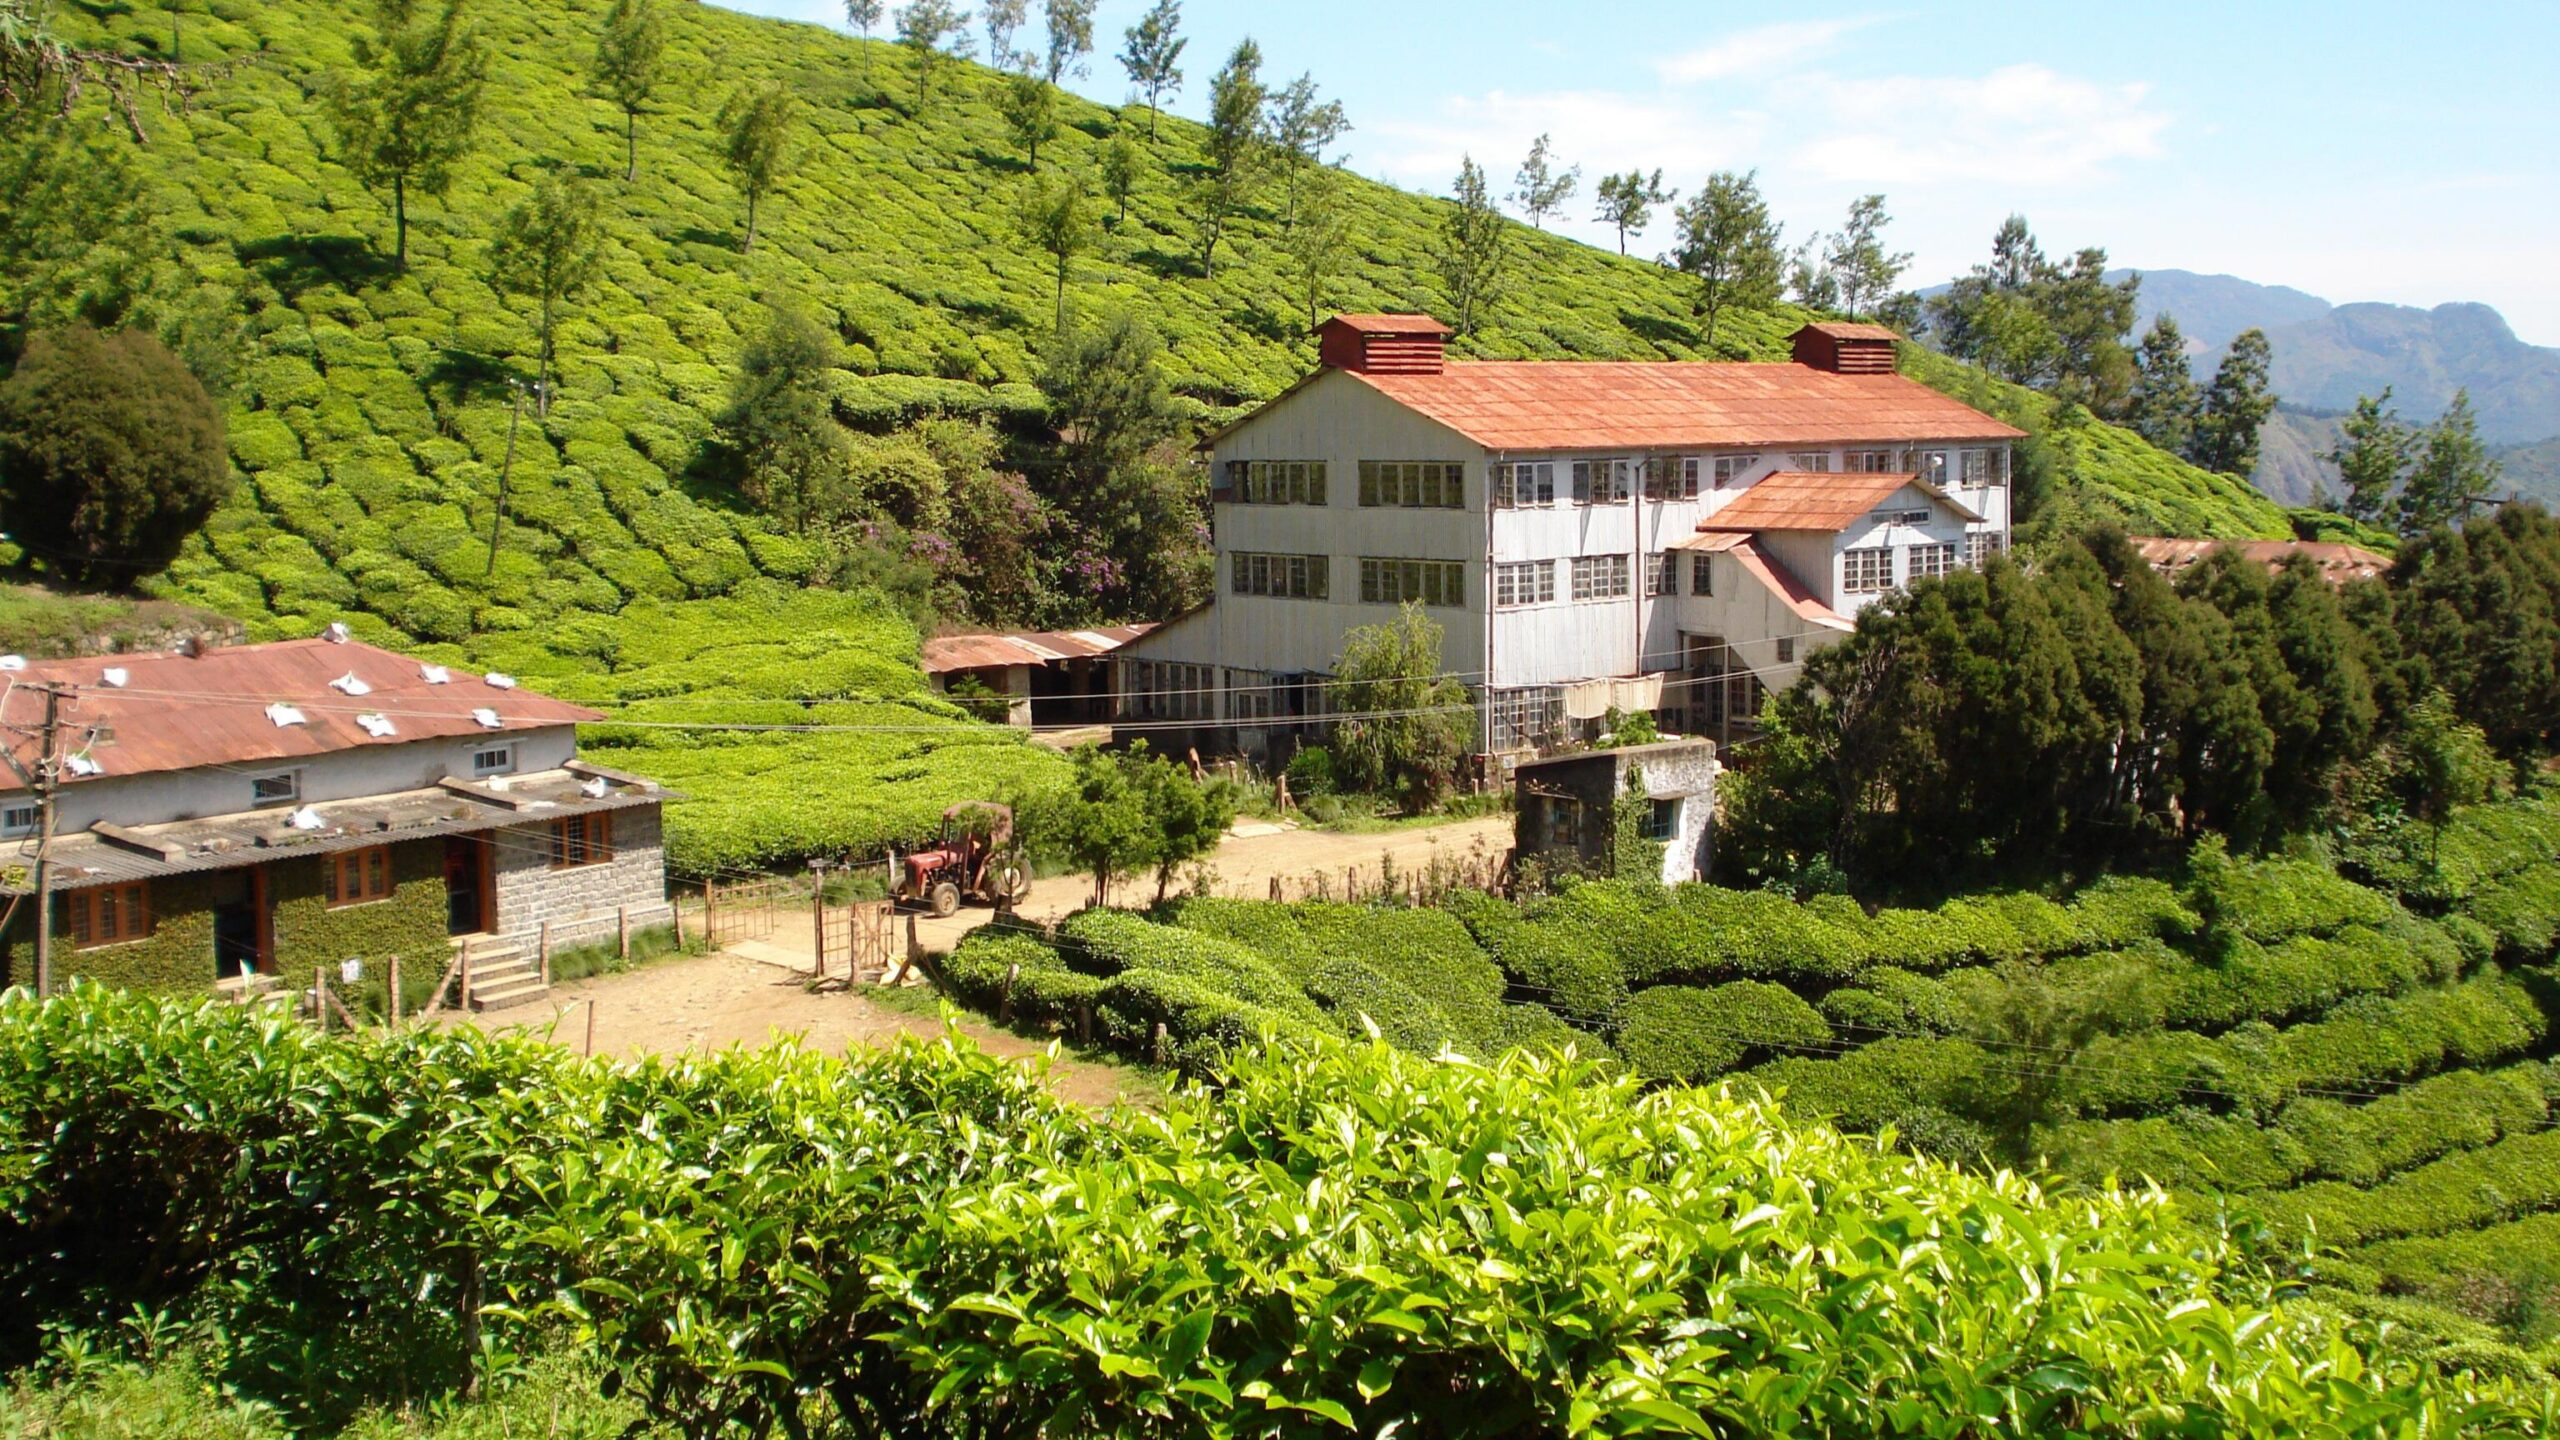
[{"xmin": 2, "ymin": 986, "xmax": 2544, "ymax": 1437}]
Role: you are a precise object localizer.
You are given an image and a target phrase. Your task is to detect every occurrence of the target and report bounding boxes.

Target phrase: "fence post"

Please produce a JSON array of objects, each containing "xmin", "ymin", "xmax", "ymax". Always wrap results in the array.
[
  {"xmin": 539, "ymin": 922, "xmax": 553, "ymax": 987},
  {"xmin": 1077, "ymin": 1000, "xmax": 1092, "ymax": 1045},
  {"xmin": 906, "ymin": 913, "xmax": 922, "ymax": 965},
  {"xmin": 1269, "ymin": 875, "xmax": 1281, "ymax": 901},
  {"xmin": 1152, "ymin": 1021, "xmax": 1168, "ymax": 1066},
  {"xmin": 704, "ymin": 879, "xmax": 717, "ymax": 947},
  {"xmin": 618, "ymin": 906, "xmax": 631, "ymax": 964},
  {"xmin": 999, "ymin": 962, "xmax": 1019, "ymax": 1024},
  {"xmin": 670, "ymin": 895, "xmax": 685, "ymax": 950},
  {"xmin": 314, "ymin": 967, "xmax": 329, "ymax": 1032},
  {"xmin": 811, "ymin": 885, "xmax": 827, "ymax": 978},
  {"xmin": 388, "ymin": 955, "xmax": 401, "ymax": 1025},
  {"xmin": 584, "ymin": 1000, "xmax": 597, "ymax": 1056},
  {"xmin": 460, "ymin": 947, "xmax": 473, "ymax": 1013}
]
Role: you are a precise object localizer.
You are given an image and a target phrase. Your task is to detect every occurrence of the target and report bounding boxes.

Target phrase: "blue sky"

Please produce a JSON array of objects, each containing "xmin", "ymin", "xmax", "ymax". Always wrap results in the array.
[{"xmin": 720, "ymin": 1, "xmax": 2560, "ymax": 344}]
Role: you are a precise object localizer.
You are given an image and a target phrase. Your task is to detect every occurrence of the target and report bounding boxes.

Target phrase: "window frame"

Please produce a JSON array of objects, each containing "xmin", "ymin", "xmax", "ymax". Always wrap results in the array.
[
  {"xmin": 0, "ymin": 800, "xmax": 34, "ymax": 839},
  {"xmin": 1710, "ymin": 454, "xmax": 1755, "ymax": 490},
  {"xmin": 1889, "ymin": 508, "xmax": 1933, "ymax": 526},
  {"xmin": 1493, "ymin": 559, "xmax": 1557, "ymax": 608},
  {"xmin": 1644, "ymin": 551, "xmax": 1678, "ymax": 598},
  {"xmin": 1642, "ymin": 456, "xmax": 1699, "ymax": 501},
  {"xmin": 1358, "ymin": 460, "xmax": 1465, "ymax": 510},
  {"xmin": 1844, "ymin": 449, "xmax": 1895, "ymax": 474},
  {"xmin": 1842, "ymin": 546, "xmax": 1894, "ymax": 595},
  {"xmin": 549, "ymin": 812, "xmax": 616, "ymax": 870},
  {"xmin": 1909, "ymin": 542, "xmax": 1959, "ymax": 582},
  {"xmin": 324, "ymin": 845, "xmax": 396, "ymax": 908},
  {"xmin": 63, "ymin": 882, "xmax": 151, "ymax": 949},
  {"xmin": 469, "ymin": 743, "xmax": 516, "ymax": 778},
  {"xmin": 1642, "ymin": 797, "xmax": 1681, "ymax": 843},
  {"xmin": 1359, "ymin": 556, "xmax": 1467, "ymax": 608},
  {"xmin": 1231, "ymin": 551, "xmax": 1330, "ymax": 600},
  {"xmin": 1570, "ymin": 458, "xmax": 1634, "ymax": 505},
  {"xmin": 1965, "ymin": 530, "xmax": 2007, "ymax": 566},
  {"xmin": 1570, "ymin": 554, "xmax": 1633, "ymax": 601},
  {"xmin": 1788, "ymin": 451, "xmax": 1834, "ymax": 473},
  {"xmin": 1489, "ymin": 461, "xmax": 1557, "ymax": 508},
  {"xmin": 1959, "ymin": 447, "xmax": 2006, "ymax": 487},
  {"xmin": 1690, "ymin": 554, "xmax": 1714, "ymax": 597},
  {"xmin": 1776, "ymin": 637, "xmax": 1796, "ymax": 664},
  {"xmin": 249, "ymin": 770, "xmax": 300, "ymax": 809},
  {"xmin": 1228, "ymin": 459, "xmax": 1330, "ymax": 506}
]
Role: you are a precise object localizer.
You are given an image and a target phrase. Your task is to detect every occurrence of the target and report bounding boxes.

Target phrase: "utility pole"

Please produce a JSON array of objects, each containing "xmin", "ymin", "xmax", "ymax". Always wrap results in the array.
[{"xmin": 2, "ymin": 683, "xmax": 75, "ymax": 998}]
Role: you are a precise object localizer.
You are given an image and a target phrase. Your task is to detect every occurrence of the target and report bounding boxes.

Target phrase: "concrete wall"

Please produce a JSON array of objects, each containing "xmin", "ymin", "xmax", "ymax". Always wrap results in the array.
[
  {"xmin": 1513, "ymin": 740, "xmax": 1716, "ymax": 886},
  {"xmin": 25, "ymin": 726, "xmax": 582, "ymax": 833},
  {"xmin": 489, "ymin": 803, "xmax": 672, "ymax": 946}
]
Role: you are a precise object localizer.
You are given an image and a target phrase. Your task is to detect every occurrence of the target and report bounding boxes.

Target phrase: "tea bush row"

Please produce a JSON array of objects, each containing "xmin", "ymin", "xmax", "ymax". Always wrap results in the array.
[
  {"xmin": 3, "ymin": 986, "xmax": 2536, "ymax": 1437},
  {"xmin": 2255, "ymin": 1128, "xmax": 2560, "ymax": 1250}
]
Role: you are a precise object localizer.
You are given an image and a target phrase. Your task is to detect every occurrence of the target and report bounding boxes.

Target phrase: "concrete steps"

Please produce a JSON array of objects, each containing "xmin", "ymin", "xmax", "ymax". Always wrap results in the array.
[
  {"xmin": 461, "ymin": 939, "xmax": 550, "ymax": 1012},
  {"xmin": 216, "ymin": 973, "xmax": 293, "ymax": 1008}
]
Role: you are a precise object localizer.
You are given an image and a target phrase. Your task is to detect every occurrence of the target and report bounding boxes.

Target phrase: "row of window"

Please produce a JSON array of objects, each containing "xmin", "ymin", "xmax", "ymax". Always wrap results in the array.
[
  {"xmin": 1238, "ymin": 532, "xmax": 2008, "ymax": 610},
  {"xmin": 1228, "ymin": 448, "xmax": 2011, "ymax": 510},
  {"xmin": 1844, "ymin": 542, "xmax": 1961, "ymax": 594},
  {"xmin": 1124, "ymin": 660, "xmax": 1217, "ymax": 720},
  {"xmin": 247, "ymin": 745, "xmax": 518, "ymax": 812},
  {"xmin": 1232, "ymin": 551, "xmax": 1330, "ymax": 599},
  {"xmin": 1360, "ymin": 557, "xmax": 1466, "ymax": 607}
]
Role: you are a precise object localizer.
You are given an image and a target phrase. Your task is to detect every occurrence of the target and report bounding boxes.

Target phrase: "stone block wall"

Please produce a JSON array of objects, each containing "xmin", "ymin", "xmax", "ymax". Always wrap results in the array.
[{"xmin": 489, "ymin": 804, "xmax": 673, "ymax": 946}]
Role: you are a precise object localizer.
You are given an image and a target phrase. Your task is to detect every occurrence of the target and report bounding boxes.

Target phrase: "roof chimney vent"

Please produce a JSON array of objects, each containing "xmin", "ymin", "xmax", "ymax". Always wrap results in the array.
[
  {"xmin": 1318, "ymin": 313, "xmax": 1450, "ymax": 375},
  {"xmin": 1790, "ymin": 321, "xmax": 1901, "ymax": 375}
]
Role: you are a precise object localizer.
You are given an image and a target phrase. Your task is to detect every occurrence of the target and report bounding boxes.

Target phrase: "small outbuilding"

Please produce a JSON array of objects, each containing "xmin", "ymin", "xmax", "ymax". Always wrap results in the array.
[
  {"xmin": 1513, "ymin": 738, "xmax": 1717, "ymax": 887},
  {"xmin": 921, "ymin": 625, "xmax": 1152, "ymax": 728}
]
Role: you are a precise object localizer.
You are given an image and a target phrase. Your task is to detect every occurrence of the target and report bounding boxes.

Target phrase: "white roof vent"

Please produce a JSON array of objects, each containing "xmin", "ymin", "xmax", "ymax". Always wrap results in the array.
[
  {"xmin": 329, "ymin": 672, "xmax": 373, "ymax": 696},
  {"xmin": 483, "ymin": 672, "xmax": 518, "ymax": 690},
  {"xmin": 286, "ymin": 806, "xmax": 325, "ymax": 831},
  {"xmin": 470, "ymin": 707, "xmax": 503, "ymax": 730},
  {"xmin": 321, "ymin": 622, "xmax": 353, "ymax": 644},
  {"xmin": 420, "ymin": 664, "xmax": 451, "ymax": 685},
  {"xmin": 99, "ymin": 667, "xmax": 129, "ymax": 688},
  {"xmin": 266, "ymin": 702, "xmax": 308, "ymax": 727},
  {"xmin": 356, "ymin": 712, "xmax": 396, "ymax": 738}
]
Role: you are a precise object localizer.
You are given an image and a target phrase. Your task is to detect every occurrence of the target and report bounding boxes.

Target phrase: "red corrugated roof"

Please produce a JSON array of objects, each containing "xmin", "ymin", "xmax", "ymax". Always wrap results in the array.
[
  {"xmin": 0, "ymin": 637, "xmax": 603, "ymax": 789},
  {"xmin": 1346, "ymin": 362, "xmax": 2024, "ymax": 451},
  {"xmin": 1732, "ymin": 540, "xmax": 1853, "ymax": 631},
  {"xmin": 921, "ymin": 625, "xmax": 1153, "ymax": 675},
  {"xmin": 1324, "ymin": 313, "xmax": 1452, "ymax": 335},
  {"xmin": 1798, "ymin": 321, "xmax": 1904, "ymax": 341},
  {"xmin": 1697, "ymin": 471, "xmax": 1983, "ymax": 533}
]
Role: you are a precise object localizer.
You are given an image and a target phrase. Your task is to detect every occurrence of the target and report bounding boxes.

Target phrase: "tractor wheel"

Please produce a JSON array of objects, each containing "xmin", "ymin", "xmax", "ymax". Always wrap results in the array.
[
  {"xmin": 928, "ymin": 881, "xmax": 961, "ymax": 919},
  {"xmin": 991, "ymin": 858, "xmax": 1029, "ymax": 904}
]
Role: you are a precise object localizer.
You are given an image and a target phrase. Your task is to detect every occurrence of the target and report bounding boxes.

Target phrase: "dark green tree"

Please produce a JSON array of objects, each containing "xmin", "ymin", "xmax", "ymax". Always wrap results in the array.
[
  {"xmin": 1184, "ymin": 37, "xmax": 1264, "ymax": 278},
  {"xmin": 1592, "ymin": 168, "xmax": 1670, "ymax": 256},
  {"xmin": 896, "ymin": 0, "xmax": 970, "ymax": 112},
  {"xmin": 717, "ymin": 302, "xmax": 846, "ymax": 529},
  {"xmin": 590, "ymin": 0, "xmax": 665, "ymax": 183},
  {"xmin": 1438, "ymin": 155, "xmax": 1505, "ymax": 338},
  {"xmin": 1264, "ymin": 72, "xmax": 1347, "ymax": 227},
  {"xmin": 1039, "ymin": 308, "xmax": 1177, "ymax": 486},
  {"xmin": 1331, "ymin": 603, "xmax": 1475, "ymax": 809},
  {"xmin": 2041, "ymin": 247, "xmax": 2138, "ymax": 416},
  {"xmin": 717, "ymin": 82, "xmax": 794, "ymax": 253},
  {"xmin": 0, "ymin": 323, "xmax": 230, "ymax": 585},
  {"xmin": 1822, "ymin": 194, "xmax": 1909, "ymax": 320},
  {"xmin": 2398, "ymin": 389, "xmax": 2501, "ymax": 534},
  {"xmin": 1671, "ymin": 169, "xmax": 1782, "ymax": 350},
  {"xmin": 1926, "ymin": 216, "xmax": 2055, "ymax": 380},
  {"xmin": 1099, "ymin": 128, "xmax": 1141, "ymax": 223},
  {"xmin": 842, "ymin": 0, "xmax": 883, "ymax": 74},
  {"xmin": 996, "ymin": 69, "xmax": 1058, "ymax": 170},
  {"xmin": 326, "ymin": 0, "xmax": 488, "ymax": 271},
  {"xmin": 1025, "ymin": 741, "xmax": 1154, "ymax": 905},
  {"xmin": 487, "ymin": 172, "xmax": 603, "ymax": 417},
  {"xmin": 2190, "ymin": 327, "xmax": 2275, "ymax": 477},
  {"xmin": 1508, "ymin": 133, "xmax": 1577, "ymax": 228},
  {"xmin": 2388, "ymin": 503, "xmax": 2560, "ymax": 755},
  {"xmin": 1282, "ymin": 170, "xmax": 1349, "ymax": 332},
  {"xmin": 2328, "ymin": 388, "xmax": 2413, "ymax": 525},
  {"xmin": 1040, "ymin": 0, "xmax": 1096, "ymax": 83},
  {"xmin": 1035, "ymin": 310, "xmax": 1206, "ymax": 615},
  {"xmin": 1014, "ymin": 169, "xmax": 1092, "ymax": 323},
  {"xmin": 2128, "ymin": 315, "xmax": 2198, "ymax": 457},
  {"xmin": 1115, "ymin": 0, "xmax": 1185, "ymax": 142}
]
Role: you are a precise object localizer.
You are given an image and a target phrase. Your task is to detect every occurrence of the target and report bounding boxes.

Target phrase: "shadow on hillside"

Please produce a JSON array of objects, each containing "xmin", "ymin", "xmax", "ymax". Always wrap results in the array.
[
  {"xmin": 943, "ymin": 293, "xmax": 1031, "ymax": 331},
  {"xmin": 965, "ymin": 146, "xmax": 1029, "ymax": 173},
  {"xmin": 1620, "ymin": 311, "xmax": 1701, "ymax": 350},
  {"xmin": 668, "ymin": 225, "xmax": 741, "ymax": 254},
  {"xmin": 424, "ymin": 348, "xmax": 520, "ymax": 408},
  {"xmin": 1068, "ymin": 117, "xmax": 1113, "ymax": 141},
  {"xmin": 238, "ymin": 234, "xmax": 395, "ymax": 302},
  {"xmin": 1128, "ymin": 247, "xmax": 1196, "ymax": 282},
  {"xmin": 1227, "ymin": 300, "xmax": 1298, "ymax": 347}
]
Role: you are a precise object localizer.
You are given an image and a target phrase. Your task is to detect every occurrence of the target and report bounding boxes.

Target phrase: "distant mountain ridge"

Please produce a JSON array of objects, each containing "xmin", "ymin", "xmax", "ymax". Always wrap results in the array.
[{"xmin": 2108, "ymin": 268, "xmax": 2560, "ymax": 446}]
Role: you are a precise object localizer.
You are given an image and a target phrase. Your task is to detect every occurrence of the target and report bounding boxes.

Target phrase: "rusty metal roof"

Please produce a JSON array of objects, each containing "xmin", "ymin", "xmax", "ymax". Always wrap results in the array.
[
  {"xmin": 1346, "ymin": 362, "xmax": 2024, "ymax": 451},
  {"xmin": 0, "ymin": 637, "xmax": 603, "ymax": 789},
  {"xmin": 0, "ymin": 767, "xmax": 668, "ymax": 894},
  {"xmin": 1731, "ymin": 540, "xmax": 1854, "ymax": 632},
  {"xmin": 1667, "ymin": 531, "xmax": 1753, "ymax": 553},
  {"xmin": 1697, "ymin": 472, "xmax": 1984, "ymax": 534},
  {"xmin": 921, "ymin": 625, "xmax": 1153, "ymax": 675},
  {"xmin": 1323, "ymin": 313, "xmax": 1452, "ymax": 335},
  {"xmin": 1796, "ymin": 321, "xmax": 1904, "ymax": 341},
  {"xmin": 2131, "ymin": 537, "xmax": 2394, "ymax": 586}
]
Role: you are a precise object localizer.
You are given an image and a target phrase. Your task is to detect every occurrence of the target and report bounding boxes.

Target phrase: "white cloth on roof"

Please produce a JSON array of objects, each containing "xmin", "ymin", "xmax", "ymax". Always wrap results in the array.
[
  {"xmin": 471, "ymin": 707, "xmax": 503, "ymax": 729},
  {"xmin": 266, "ymin": 702, "xmax": 308, "ymax": 727},
  {"xmin": 420, "ymin": 664, "xmax": 451, "ymax": 685},
  {"xmin": 0, "ymin": 656, "xmax": 24, "ymax": 671},
  {"xmin": 322, "ymin": 622, "xmax": 352, "ymax": 644},
  {"xmin": 357, "ymin": 712, "xmax": 396, "ymax": 738},
  {"xmin": 99, "ymin": 667, "xmax": 128, "ymax": 688},
  {"xmin": 65, "ymin": 754, "xmax": 101, "ymax": 776},
  {"xmin": 286, "ymin": 806, "xmax": 324, "ymax": 831},
  {"xmin": 483, "ymin": 673, "xmax": 517, "ymax": 690},
  {"xmin": 330, "ymin": 672, "xmax": 372, "ymax": 696},
  {"xmin": 579, "ymin": 775, "xmax": 609, "ymax": 799}
]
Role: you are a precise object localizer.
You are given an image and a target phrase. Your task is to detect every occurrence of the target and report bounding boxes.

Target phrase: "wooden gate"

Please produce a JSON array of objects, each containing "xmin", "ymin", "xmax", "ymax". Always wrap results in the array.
[
  {"xmin": 704, "ymin": 877, "xmax": 795, "ymax": 949},
  {"xmin": 814, "ymin": 900, "xmax": 899, "ymax": 981}
]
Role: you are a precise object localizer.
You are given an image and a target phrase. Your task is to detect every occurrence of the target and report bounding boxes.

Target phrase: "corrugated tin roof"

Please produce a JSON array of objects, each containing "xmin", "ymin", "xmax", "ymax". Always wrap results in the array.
[
  {"xmin": 1667, "ymin": 531, "xmax": 1753, "ymax": 553},
  {"xmin": 1732, "ymin": 540, "xmax": 1854, "ymax": 632},
  {"xmin": 0, "ymin": 637, "xmax": 603, "ymax": 791},
  {"xmin": 2130, "ymin": 537, "xmax": 2394, "ymax": 586},
  {"xmin": 921, "ymin": 624, "xmax": 1153, "ymax": 675},
  {"xmin": 0, "ymin": 768, "xmax": 668, "ymax": 894},
  {"xmin": 1797, "ymin": 321, "xmax": 1904, "ymax": 341},
  {"xmin": 1696, "ymin": 472, "xmax": 1984, "ymax": 533},
  {"xmin": 1345, "ymin": 362, "xmax": 2025, "ymax": 451}
]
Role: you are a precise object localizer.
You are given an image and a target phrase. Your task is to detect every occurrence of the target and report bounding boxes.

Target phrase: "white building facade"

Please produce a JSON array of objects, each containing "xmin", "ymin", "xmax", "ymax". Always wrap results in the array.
[{"xmin": 1118, "ymin": 317, "xmax": 2025, "ymax": 760}]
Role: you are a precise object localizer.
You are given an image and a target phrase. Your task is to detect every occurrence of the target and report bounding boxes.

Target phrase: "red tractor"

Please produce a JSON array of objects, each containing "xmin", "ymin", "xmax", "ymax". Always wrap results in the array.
[{"xmin": 892, "ymin": 802, "xmax": 1030, "ymax": 917}]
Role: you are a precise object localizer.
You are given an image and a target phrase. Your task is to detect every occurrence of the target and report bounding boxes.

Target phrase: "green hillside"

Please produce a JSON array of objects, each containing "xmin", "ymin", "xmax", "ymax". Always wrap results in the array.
[{"xmin": 27, "ymin": 0, "xmax": 2286, "ymax": 871}]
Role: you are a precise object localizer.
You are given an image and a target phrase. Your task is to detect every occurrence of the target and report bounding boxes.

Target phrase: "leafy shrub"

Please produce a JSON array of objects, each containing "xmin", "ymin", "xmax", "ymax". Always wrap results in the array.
[
  {"xmin": 941, "ymin": 929, "xmax": 1102, "ymax": 1030},
  {"xmin": 1617, "ymin": 982, "xmax": 1830, "ymax": 1084},
  {"xmin": 1281, "ymin": 743, "xmax": 1336, "ymax": 798}
]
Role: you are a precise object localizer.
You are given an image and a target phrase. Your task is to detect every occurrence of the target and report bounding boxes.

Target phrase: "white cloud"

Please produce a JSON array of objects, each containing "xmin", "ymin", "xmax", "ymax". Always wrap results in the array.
[
  {"xmin": 1658, "ymin": 18, "xmax": 1878, "ymax": 84},
  {"xmin": 1367, "ymin": 90, "xmax": 1762, "ymax": 201},
  {"xmin": 1792, "ymin": 64, "xmax": 2171, "ymax": 186}
]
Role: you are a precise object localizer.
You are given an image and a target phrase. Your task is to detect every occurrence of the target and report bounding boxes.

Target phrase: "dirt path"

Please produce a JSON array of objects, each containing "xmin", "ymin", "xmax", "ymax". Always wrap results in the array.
[{"xmin": 449, "ymin": 954, "xmax": 1152, "ymax": 1108}]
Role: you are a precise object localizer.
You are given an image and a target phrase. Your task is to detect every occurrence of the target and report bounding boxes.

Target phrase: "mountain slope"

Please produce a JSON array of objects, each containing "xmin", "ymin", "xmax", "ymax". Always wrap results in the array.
[
  {"xmin": 31, "ymin": 0, "xmax": 2287, "ymax": 870},
  {"xmin": 2110, "ymin": 267, "xmax": 2334, "ymax": 355}
]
